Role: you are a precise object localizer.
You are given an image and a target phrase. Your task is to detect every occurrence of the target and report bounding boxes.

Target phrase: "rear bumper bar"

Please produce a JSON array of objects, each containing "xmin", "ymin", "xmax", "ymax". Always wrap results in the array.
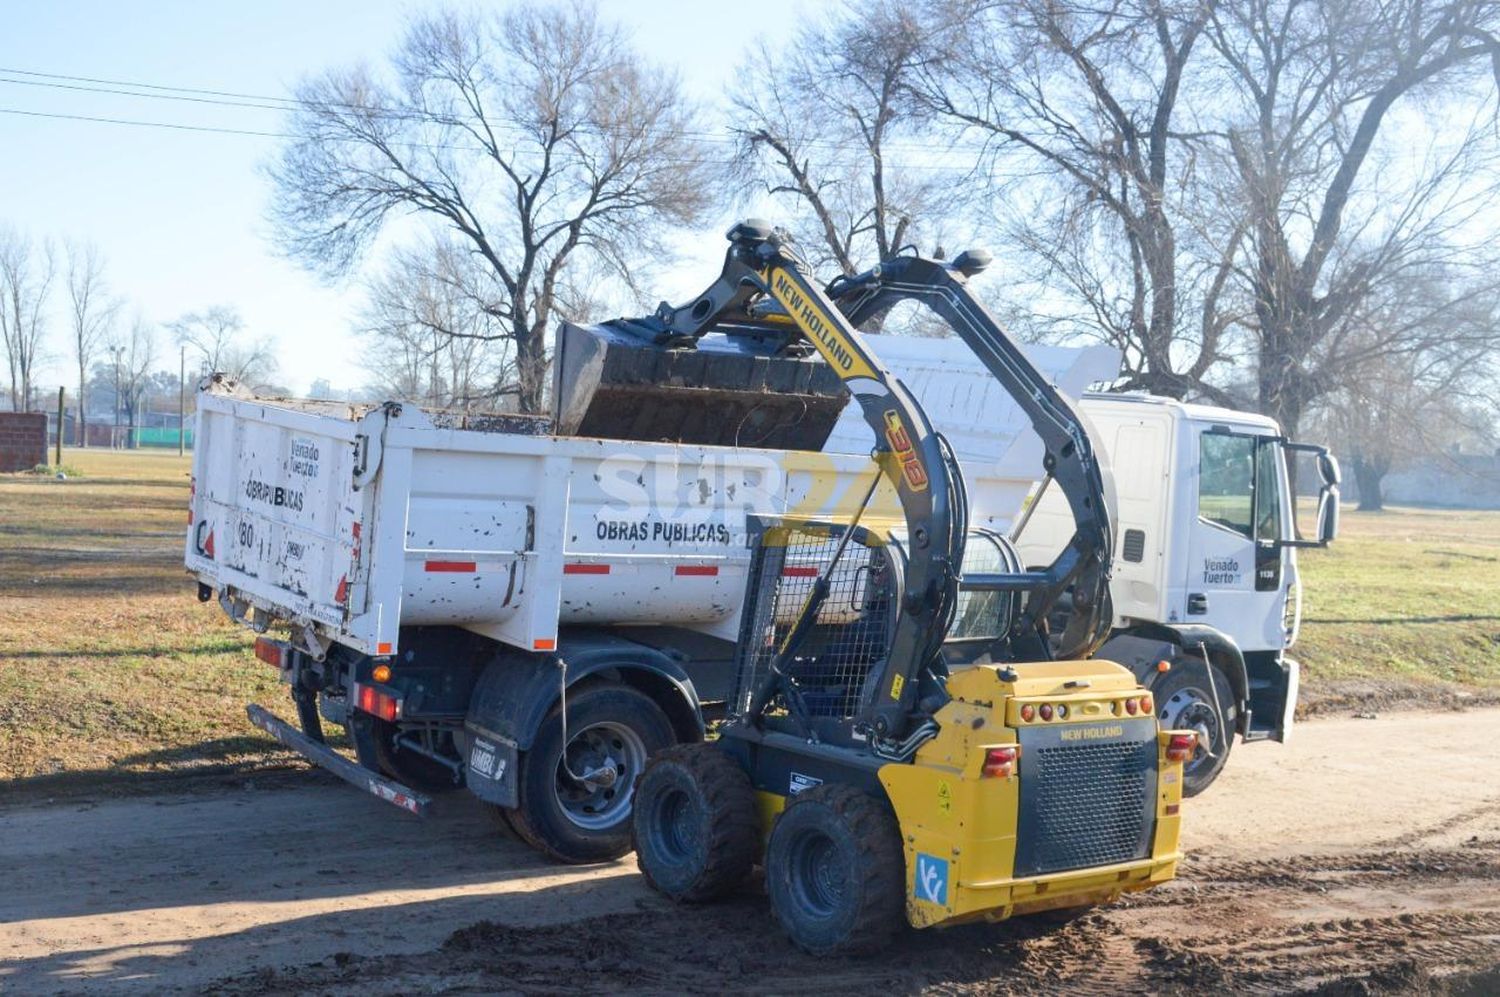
[{"xmin": 246, "ymin": 703, "xmax": 433, "ymax": 817}]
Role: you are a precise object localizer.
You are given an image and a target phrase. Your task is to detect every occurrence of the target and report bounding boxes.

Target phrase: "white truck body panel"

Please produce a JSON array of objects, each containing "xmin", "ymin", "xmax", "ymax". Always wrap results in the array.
[
  {"xmin": 186, "ymin": 342, "xmax": 1110, "ymax": 659},
  {"xmin": 827, "ymin": 335, "xmax": 1123, "ymax": 535}
]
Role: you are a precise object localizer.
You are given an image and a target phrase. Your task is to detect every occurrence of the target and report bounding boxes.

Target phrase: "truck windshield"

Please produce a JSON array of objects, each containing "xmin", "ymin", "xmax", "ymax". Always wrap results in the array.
[{"xmin": 1198, "ymin": 433, "xmax": 1255, "ymax": 538}]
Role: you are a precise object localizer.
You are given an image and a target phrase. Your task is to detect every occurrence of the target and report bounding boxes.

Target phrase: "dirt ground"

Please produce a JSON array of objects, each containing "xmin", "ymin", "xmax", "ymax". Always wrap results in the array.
[{"xmin": 2, "ymin": 710, "xmax": 1497, "ymax": 995}]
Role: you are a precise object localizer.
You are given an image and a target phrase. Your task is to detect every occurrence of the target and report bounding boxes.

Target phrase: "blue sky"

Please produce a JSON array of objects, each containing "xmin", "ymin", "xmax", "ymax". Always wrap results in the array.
[{"xmin": 1, "ymin": 0, "xmax": 813, "ymax": 395}]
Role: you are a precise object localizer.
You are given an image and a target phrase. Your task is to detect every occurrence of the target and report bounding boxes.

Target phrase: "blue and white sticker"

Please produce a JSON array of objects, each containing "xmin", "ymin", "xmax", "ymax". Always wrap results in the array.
[{"xmin": 915, "ymin": 853, "xmax": 949, "ymax": 906}]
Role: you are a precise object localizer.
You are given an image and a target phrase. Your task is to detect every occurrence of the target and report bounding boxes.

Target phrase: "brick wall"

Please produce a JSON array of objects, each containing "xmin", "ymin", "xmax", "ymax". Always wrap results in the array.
[{"xmin": 0, "ymin": 412, "xmax": 47, "ymax": 472}]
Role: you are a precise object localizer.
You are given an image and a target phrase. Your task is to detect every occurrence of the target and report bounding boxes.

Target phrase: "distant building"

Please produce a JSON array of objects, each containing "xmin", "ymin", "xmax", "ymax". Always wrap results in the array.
[{"xmin": 1369, "ymin": 452, "xmax": 1500, "ymax": 510}]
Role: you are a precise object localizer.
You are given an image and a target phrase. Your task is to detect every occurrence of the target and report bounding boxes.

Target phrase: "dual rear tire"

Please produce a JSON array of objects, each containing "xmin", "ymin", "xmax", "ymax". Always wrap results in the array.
[{"xmin": 633, "ymin": 744, "xmax": 905, "ymax": 955}]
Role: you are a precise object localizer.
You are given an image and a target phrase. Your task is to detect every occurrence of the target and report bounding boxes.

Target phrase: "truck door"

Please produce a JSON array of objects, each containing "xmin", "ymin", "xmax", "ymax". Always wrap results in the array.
[{"xmin": 1184, "ymin": 429, "xmax": 1287, "ymax": 653}]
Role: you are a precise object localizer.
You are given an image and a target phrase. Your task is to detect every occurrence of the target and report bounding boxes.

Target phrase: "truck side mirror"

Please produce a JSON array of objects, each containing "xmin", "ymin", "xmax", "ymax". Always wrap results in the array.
[
  {"xmin": 1318, "ymin": 452, "xmax": 1340, "ymax": 487},
  {"xmin": 1318, "ymin": 486, "xmax": 1340, "ymax": 545},
  {"xmin": 1282, "ymin": 440, "xmax": 1340, "ymax": 548}
]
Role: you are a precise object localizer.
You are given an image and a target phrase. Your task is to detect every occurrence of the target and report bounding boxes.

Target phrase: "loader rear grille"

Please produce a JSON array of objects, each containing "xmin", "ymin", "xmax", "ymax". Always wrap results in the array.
[{"xmin": 1014, "ymin": 722, "xmax": 1157, "ymax": 877}]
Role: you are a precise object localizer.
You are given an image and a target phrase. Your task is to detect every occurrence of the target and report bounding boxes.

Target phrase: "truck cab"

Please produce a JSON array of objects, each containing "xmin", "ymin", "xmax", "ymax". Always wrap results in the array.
[{"xmin": 1018, "ymin": 392, "xmax": 1339, "ymax": 792}]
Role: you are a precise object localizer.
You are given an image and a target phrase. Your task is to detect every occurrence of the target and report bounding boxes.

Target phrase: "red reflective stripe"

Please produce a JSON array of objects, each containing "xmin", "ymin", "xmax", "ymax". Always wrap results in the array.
[
  {"xmin": 782, "ymin": 566, "xmax": 819, "ymax": 577},
  {"xmin": 425, "ymin": 560, "xmax": 477, "ymax": 573},
  {"xmin": 564, "ymin": 563, "xmax": 610, "ymax": 574},
  {"xmin": 674, "ymin": 565, "xmax": 719, "ymax": 576}
]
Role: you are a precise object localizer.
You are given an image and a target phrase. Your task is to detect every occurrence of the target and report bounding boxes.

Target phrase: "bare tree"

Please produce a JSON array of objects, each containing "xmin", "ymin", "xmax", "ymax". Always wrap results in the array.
[
  {"xmin": 730, "ymin": 0, "xmax": 954, "ymax": 276},
  {"xmin": 168, "ymin": 306, "xmax": 278, "ymax": 386},
  {"xmin": 1309, "ymin": 265, "xmax": 1500, "ymax": 509},
  {"xmin": 0, "ymin": 227, "xmax": 56, "ymax": 412},
  {"xmin": 1202, "ymin": 0, "xmax": 1500, "ymax": 437},
  {"xmin": 360, "ymin": 238, "xmax": 518, "ymax": 409},
  {"xmin": 65, "ymin": 241, "xmax": 118, "ymax": 445},
  {"xmin": 920, "ymin": 0, "xmax": 1236, "ymax": 398},
  {"xmin": 269, "ymin": 2, "xmax": 713, "ymax": 413},
  {"xmin": 111, "ymin": 314, "xmax": 158, "ymax": 445}
]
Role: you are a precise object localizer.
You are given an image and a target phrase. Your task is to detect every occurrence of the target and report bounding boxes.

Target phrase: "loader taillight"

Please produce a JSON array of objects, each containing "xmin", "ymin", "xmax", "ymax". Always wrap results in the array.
[
  {"xmin": 982, "ymin": 745, "xmax": 1018, "ymax": 778},
  {"xmin": 1019, "ymin": 703, "xmax": 1034, "ymax": 722},
  {"xmin": 1125, "ymin": 697, "xmax": 1139, "ymax": 715},
  {"xmin": 1166, "ymin": 732, "xmax": 1197, "ymax": 763},
  {"xmin": 253, "ymin": 637, "xmax": 285, "ymax": 669},
  {"xmin": 356, "ymin": 683, "xmax": 400, "ymax": 722},
  {"xmin": 1039, "ymin": 703, "xmax": 1054, "ymax": 721}
]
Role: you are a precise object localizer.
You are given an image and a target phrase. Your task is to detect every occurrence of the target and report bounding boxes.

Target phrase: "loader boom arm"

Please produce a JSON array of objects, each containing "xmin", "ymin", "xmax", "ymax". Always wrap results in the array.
[
  {"xmin": 659, "ymin": 222, "xmax": 964, "ymax": 738},
  {"xmin": 658, "ymin": 222, "xmax": 1113, "ymax": 740}
]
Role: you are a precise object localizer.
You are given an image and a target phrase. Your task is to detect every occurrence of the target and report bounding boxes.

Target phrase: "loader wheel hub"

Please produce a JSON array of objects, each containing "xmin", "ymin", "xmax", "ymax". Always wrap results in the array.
[{"xmin": 789, "ymin": 831, "xmax": 846, "ymax": 917}]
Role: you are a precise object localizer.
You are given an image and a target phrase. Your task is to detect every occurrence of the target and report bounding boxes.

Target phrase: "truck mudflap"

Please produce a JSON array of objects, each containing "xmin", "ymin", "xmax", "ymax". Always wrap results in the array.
[{"xmin": 246, "ymin": 703, "xmax": 433, "ymax": 817}]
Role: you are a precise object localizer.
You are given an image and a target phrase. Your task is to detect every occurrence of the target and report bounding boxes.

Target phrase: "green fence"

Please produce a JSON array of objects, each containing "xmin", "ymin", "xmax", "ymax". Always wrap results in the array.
[{"xmin": 130, "ymin": 427, "xmax": 194, "ymax": 449}]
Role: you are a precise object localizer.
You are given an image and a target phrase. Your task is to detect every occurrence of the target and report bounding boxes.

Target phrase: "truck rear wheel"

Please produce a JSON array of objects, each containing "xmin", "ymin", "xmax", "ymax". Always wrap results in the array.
[
  {"xmin": 633, "ymin": 743, "xmax": 759, "ymax": 901},
  {"xmin": 1154, "ymin": 659, "xmax": 1235, "ymax": 796},
  {"xmin": 504, "ymin": 682, "xmax": 675, "ymax": 864},
  {"xmin": 765, "ymin": 784, "xmax": 905, "ymax": 956}
]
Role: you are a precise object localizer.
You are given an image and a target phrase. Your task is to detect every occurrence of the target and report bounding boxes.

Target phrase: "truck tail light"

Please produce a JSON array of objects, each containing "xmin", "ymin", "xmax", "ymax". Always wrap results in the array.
[
  {"xmin": 1166, "ymin": 732, "xmax": 1197, "ymax": 763},
  {"xmin": 356, "ymin": 683, "xmax": 400, "ymax": 722},
  {"xmin": 253, "ymin": 637, "xmax": 286, "ymax": 669},
  {"xmin": 982, "ymin": 745, "xmax": 1018, "ymax": 778}
]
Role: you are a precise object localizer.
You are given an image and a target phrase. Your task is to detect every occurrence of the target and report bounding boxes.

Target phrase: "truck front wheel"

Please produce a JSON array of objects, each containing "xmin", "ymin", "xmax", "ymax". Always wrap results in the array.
[
  {"xmin": 1153, "ymin": 659, "xmax": 1235, "ymax": 796},
  {"xmin": 504, "ymin": 682, "xmax": 675, "ymax": 864}
]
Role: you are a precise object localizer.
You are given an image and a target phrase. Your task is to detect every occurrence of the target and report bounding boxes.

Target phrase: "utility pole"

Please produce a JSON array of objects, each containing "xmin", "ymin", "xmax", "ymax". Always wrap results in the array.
[
  {"xmin": 178, "ymin": 344, "xmax": 186, "ymax": 456},
  {"xmin": 109, "ymin": 344, "xmax": 124, "ymax": 450},
  {"xmin": 55, "ymin": 386, "xmax": 64, "ymax": 467}
]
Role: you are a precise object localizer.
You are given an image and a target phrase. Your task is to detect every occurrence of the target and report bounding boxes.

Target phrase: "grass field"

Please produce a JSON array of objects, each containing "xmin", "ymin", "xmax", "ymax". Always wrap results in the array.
[
  {"xmin": 1293, "ymin": 505, "xmax": 1500, "ymax": 713},
  {"xmin": 0, "ymin": 448, "xmax": 294, "ymax": 793},
  {"xmin": 1, "ymin": 447, "xmax": 1497, "ymax": 792}
]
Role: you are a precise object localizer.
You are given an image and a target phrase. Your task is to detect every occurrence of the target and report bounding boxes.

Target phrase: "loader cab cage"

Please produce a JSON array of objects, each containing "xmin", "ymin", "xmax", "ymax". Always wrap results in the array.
[{"xmin": 731, "ymin": 517, "xmax": 903, "ymax": 746}]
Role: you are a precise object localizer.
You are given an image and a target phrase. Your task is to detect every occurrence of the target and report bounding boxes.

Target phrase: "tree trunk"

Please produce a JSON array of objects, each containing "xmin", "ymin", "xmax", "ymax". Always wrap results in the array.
[
  {"xmin": 1352, "ymin": 457, "xmax": 1385, "ymax": 512},
  {"xmin": 78, "ymin": 362, "xmax": 87, "ymax": 448},
  {"xmin": 514, "ymin": 326, "xmax": 547, "ymax": 415}
]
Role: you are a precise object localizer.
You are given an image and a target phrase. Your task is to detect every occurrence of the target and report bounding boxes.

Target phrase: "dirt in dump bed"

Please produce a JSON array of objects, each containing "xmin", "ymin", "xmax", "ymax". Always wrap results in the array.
[{"xmin": 212, "ymin": 839, "xmax": 1500, "ymax": 997}]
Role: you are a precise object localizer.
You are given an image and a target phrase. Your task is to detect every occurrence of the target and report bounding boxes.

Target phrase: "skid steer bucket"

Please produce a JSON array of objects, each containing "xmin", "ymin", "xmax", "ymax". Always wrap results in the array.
[{"xmin": 552, "ymin": 318, "xmax": 848, "ymax": 450}]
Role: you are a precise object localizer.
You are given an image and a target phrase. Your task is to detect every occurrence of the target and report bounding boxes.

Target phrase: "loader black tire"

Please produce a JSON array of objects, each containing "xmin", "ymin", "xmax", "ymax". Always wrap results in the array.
[
  {"xmin": 1153, "ymin": 657, "xmax": 1235, "ymax": 797},
  {"xmin": 765, "ymin": 783, "xmax": 905, "ymax": 956},
  {"xmin": 504, "ymin": 683, "xmax": 675, "ymax": 864},
  {"xmin": 348, "ymin": 712, "xmax": 462, "ymax": 794},
  {"xmin": 633, "ymin": 743, "xmax": 759, "ymax": 902}
]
